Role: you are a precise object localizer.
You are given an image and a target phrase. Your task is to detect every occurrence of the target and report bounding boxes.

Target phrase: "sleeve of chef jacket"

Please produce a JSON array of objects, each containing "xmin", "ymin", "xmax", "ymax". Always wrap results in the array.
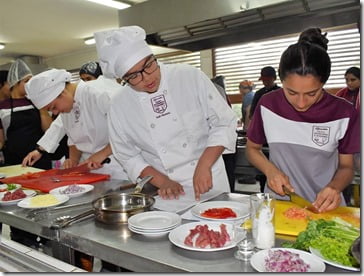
[
  {"xmin": 107, "ymin": 94, "xmax": 150, "ymax": 182},
  {"xmin": 192, "ymin": 68, "xmax": 237, "ymax": 153},
  {"xmin": 37, "ymin": 115, "xmax": 66, "ymax": 153}
]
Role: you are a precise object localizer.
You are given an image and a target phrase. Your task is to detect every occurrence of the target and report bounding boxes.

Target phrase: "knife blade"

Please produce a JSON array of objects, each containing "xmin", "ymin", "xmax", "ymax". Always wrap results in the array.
[
  {"xmin": 283, "ymin": 186, "xmax": 319, "ymax": 213},
  {"xmin": 56, "ymin": 157, "xmax": 111, "ymax": 175}
]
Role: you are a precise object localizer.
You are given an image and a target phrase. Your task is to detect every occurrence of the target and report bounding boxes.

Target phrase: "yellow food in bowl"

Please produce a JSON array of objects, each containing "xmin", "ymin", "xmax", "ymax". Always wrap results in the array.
[{"xmin": 30, "ymin": 194, "xmax": 60, "ymax": 207}]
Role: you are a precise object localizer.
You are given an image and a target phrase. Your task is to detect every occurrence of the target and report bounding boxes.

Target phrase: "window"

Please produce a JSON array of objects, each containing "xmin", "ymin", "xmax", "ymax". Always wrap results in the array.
[
  {"xmin": 156, "ymin": 51, "xmax": 201, "ymax": 69},
  {"xmin": 215, "ymin": 25, "xmax": 360, "ymax": 95}
]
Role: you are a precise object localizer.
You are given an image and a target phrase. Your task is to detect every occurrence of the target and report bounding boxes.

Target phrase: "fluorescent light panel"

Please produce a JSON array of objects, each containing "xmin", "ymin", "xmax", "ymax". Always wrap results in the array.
[
  {"xmin": 84, "ymin": 38, "xmax": 96, "ymax": 45},
  {"xmin": 0, "ymin": 43, "xmax": 5, "ymax": 50},
  {"xmin": 86, "ymin": 0, "xmax": 130, "ymax": 10}
]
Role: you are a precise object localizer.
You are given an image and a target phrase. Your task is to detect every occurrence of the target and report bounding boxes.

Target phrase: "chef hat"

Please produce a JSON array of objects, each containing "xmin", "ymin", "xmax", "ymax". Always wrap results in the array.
[
  {"xmin": 25, "ymin": 69, "xmax": 72, "ymax": 109},
  {"xmin": 94, "ymin": 25, "xmax": 153, "ymax": 79},
  {"xmin": 7, "ymin": 59, "xmax": 33, "ymax": 88}
]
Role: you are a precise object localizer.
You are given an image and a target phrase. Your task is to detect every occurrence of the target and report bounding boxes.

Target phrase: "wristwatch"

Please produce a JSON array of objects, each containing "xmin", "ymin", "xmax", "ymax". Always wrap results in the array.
[{"xmin": 35, "ymin": 146, "xmax": 47, "ymax": 155}]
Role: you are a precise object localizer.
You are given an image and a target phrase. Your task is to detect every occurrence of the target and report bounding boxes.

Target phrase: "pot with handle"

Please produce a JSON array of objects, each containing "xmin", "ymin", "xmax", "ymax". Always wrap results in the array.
[{"xmin": 50, "ymin": 175, "xmax": 154, "ymax": 229}]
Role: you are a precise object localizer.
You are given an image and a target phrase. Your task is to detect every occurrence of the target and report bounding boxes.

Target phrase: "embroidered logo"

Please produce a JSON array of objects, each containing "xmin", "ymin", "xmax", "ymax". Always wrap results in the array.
[
  {"xmin": 74, "ymin": 103, "xmax": 81, "ymax": 123},
  {"xmin": 312, "ymin": 126, "xmax": 330, "ymax": 146},
  {"xmin": 151, "ymin": 95, "xmax": 167, "ymax": 114}
]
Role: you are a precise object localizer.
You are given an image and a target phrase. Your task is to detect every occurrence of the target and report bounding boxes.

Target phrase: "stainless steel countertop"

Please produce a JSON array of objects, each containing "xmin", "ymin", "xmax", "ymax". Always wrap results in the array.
[{"xmin": 0, "ymin": 179, "xmax": 352, "ymax": 272}]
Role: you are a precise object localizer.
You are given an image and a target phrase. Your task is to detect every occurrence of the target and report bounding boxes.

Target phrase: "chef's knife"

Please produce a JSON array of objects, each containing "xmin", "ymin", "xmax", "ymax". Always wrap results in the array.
[
  {"xmin": 283, "ymin": 186, "xmax": 319, "ymax": 213},
  {"xmin": 56, "ymin": 157, "xmax": 111, "ymax": 175}
]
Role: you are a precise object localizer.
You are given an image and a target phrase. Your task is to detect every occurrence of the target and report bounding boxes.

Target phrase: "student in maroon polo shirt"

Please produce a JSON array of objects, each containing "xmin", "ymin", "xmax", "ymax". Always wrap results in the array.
[{"xmin": 246, "ymin": 29, "xmax": 359, "ymax": 213}]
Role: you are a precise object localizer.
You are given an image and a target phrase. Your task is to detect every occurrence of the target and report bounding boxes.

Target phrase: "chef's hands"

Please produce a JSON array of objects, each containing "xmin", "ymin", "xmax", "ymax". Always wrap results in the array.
[
  {"xmin": 80, "ymin": 152, "xmax": 109, "ymax": 170},
  {"xmin": 266, "ymin": 167, "xmax": 294, "ymax": 196},
  {"xmin": 193, "ymin": 164, "xmax": 213, "ymax": 201},
  {"xmin": 22, "ymin": 150, "xmax": 42, "ymax": 167},
  {"xmin": 313, "ymin": 186, "xmax": 341, "ymax": 213},
  {"xmin": 62, "ymin": 158, "xmax": 79, "ymax": 169},
  {"xmin": 158, "ymin": 178, "xmax": 185, "ymax": 199}
]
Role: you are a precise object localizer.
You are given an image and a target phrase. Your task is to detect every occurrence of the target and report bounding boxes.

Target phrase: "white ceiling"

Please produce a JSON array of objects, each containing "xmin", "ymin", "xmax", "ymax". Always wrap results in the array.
[{"xmin": 0, "ymin": 0, "xmax": 178, "ymax": 66}]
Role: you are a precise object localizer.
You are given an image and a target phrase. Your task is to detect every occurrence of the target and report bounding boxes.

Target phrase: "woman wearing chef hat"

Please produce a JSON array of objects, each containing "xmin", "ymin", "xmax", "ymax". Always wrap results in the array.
[
  {"xmin": 94, "ymin": 25, "xmax": 237, "ymax": 200},
  {"xmin": 24, "ymin": 68, "xmax": 128, "ymax": 180}
]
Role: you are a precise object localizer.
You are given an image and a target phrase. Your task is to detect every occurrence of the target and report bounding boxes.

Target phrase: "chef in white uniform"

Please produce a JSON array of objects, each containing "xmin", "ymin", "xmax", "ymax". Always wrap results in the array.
[
  {"xmin": 94, "ymin": 26, "xmax": 237, "ymax": 200},
  {"xmin": 24, "ymin": 69, "xmax": 128, "ymax": 180}
]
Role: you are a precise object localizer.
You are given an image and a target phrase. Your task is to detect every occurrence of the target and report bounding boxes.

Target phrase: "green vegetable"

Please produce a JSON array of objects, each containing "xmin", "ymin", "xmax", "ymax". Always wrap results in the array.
[
  {"xmin": 7, "ymin": 184, "xmax": 17, "ymax": 190},
  {"xmin": 282, "ymin": 217, "xmax": 360, "ymax": 267}
]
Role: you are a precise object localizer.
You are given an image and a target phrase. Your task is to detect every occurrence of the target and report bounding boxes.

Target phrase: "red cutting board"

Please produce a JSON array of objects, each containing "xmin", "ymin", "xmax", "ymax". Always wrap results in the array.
[
  {"xmin": 0, "ymin": 169, "xmax": 110, "ymax": 193},
  {"xmin": 275, "ymin": 200, "xmax": 360, "ymax": 236}
]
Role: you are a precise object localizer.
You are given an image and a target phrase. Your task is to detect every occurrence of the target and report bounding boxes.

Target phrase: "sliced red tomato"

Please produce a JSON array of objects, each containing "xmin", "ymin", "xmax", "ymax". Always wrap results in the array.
[{"xmin": 201, "ymin": 207, "xmax": 237, "ymax": 219}]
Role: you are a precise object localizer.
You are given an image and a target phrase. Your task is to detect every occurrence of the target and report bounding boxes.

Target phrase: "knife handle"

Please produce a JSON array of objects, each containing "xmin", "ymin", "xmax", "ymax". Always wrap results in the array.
[
  {"xmin": 282, "ymin": 186, "xmax": 291, "ymax": 195},
  {"xmin": 101, "ymin": 158, "xmax": 111, "ymax": 164}
]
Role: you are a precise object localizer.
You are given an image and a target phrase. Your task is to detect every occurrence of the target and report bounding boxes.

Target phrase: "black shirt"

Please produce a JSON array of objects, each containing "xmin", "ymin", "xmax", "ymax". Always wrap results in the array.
[{"xmin": 249, "ymin": 84, "xmax": 281, "ymax": 119}]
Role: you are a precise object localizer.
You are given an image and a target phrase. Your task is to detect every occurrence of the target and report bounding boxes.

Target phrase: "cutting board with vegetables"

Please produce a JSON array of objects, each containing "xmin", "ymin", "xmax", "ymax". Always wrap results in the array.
[
  {"xmin": 275, "ymin": 200, "xmax": 360, "ymax": 236},
  {"xmin": 0, "ymin": 169, "xmax": 110, "ymax": 193}
]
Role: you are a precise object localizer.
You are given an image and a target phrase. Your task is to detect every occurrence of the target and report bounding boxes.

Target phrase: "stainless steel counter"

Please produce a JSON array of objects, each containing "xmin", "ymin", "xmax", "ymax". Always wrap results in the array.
[{"xmin": 0, "ymin": 179, "xmax": 353, "ymax": 272}]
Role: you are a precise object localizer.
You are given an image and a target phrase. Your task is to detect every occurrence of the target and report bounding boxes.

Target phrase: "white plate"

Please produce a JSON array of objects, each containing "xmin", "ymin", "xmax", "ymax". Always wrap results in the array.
[
  {"xmin": 128, "ymin": 211, "xmax": 181, "ymax": 231},
  {"xmin": 250, "ymin": 248, "xmax": 326, "ymax": 272},
  {"xmin": 17, "ymin": 194, "xmax": 69, "ymax": 209},
  {"xmin": 128, "ymin": 223, "xmax": 180, "ymax": 233},
  {"xmin": 128, "ymin": 225, "xmax": 175, "ymax": 237},
  {"xmin": 309, "ymin": 247, "xmax": 360, "ymax": 271},
  {"xmin": 0, "ymin": 183, "xmax": 21, "ymax": 192},
  {"xmin": 0, "ymin": 190, "xmax": 36, "ymax": 206},
  {"xmin": 168, "ymin": 221, "xmax": 243, "ymax": 252},
  {"xmin": 49, "ymin": 184, "xmax": 94, "ymax": 198},
  {"xmin": 190, "ymin": 201, "xmax": 249, "ymax": 221}
]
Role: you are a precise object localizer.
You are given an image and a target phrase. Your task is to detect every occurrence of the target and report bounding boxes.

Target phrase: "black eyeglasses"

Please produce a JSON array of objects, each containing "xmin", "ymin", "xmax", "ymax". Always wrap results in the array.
[{"xmin": 123, "ymin": 56, "xmax": 159, "ymax": 85}]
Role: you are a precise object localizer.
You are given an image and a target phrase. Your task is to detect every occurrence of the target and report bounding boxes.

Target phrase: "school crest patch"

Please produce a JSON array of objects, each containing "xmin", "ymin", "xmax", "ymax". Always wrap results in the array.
[
  {"xmin": 151, "ymin": 95, "xmax": 167, "ymax": 114},
  {"xmin": 312, "ymin": 126, "xmax": 330, "ymax": 146}
]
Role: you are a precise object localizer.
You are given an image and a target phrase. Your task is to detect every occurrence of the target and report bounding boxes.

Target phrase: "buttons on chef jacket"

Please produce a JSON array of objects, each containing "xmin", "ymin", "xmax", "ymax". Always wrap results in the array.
[
  {"xmin": 162, "ymin": 148, "xmax": 167, "ymax": 153},
  {"xmin": 190, "ymin": 161, "xmax": 196, "ymax": 166},
  {"xmin": 150, "ymin": 123, "xmax": 155, "ymax": 128},
  {"xmin": 173, "ymin": 117, "xmax": 177, "ymax": 121},
  {"xmin": 208, "ymin": 94, "xmax": 213, "ymax": 100},
  {"xmin": 168, "ymin": 169, "xmax": 174, "ymax": 173},
  {"xmin": 182, "ymin": 143, "xmax": 187, "ymax": 148}
]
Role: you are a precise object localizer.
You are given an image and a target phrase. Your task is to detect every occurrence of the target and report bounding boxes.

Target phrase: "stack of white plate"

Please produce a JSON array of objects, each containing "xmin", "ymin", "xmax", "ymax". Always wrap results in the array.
[{"xmin": 128, "ymin": 211, "xmax": 182, "ymax": 237}]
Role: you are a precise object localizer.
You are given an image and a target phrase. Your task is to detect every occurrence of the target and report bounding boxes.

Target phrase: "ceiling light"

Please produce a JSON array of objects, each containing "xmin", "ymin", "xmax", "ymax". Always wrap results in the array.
[
  {"xmin": 86, "ymin": 0, "xmax": 130, "ymax": 10},
  {"xmin": 84, "ymin": 37, "xmax": 95, "ymax": 45},
  {"xmin": 0, "ymin": 43, "xmax": 5, "ymax": 50}
]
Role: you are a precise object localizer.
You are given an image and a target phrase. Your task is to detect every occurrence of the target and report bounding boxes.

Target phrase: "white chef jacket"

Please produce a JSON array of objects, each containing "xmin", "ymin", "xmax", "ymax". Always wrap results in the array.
[
  {"xmin": 108, "ymin": 63, "xmax": 237, "ymax": 191},
  {"xmin": 44, "ymin": 77, "xmax": 128, "ymax": 180}
]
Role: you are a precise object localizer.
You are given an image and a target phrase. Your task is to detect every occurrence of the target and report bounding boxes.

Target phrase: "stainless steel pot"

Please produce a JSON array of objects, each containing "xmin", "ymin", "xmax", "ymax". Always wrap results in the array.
[
  {"xmin": 92, "ymin": 192, "xmax": 155, "ymax": 224},
  {"xmin": 50, "ymin": 176, "xmax": 154, "ymax": 228}
]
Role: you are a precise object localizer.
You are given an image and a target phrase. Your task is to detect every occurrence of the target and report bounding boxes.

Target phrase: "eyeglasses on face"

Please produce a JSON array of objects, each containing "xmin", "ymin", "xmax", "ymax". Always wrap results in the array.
[{"xmin": 123, "ymin": 56, "xmax": 159, "ymax": 85}]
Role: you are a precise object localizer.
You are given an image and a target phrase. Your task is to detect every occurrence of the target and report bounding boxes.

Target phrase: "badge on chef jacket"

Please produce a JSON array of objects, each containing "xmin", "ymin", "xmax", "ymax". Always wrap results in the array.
[
  {"xmin": 151, "ymin": 95, "xmax": 167, "ymax": 114},
  {"xmin": 74, "ymin": 102, "xmax": 81, "ymax": 123},
  {"xmin": 312, "ymin": 126, "xmax": 330, "ymax": 146}
]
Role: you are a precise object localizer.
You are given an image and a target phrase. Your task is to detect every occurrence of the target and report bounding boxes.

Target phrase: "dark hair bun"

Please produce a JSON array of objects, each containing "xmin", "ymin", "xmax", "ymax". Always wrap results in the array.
[{"xmin": 298, "ymin": 27, "xmax": 329, "ymax": 51}]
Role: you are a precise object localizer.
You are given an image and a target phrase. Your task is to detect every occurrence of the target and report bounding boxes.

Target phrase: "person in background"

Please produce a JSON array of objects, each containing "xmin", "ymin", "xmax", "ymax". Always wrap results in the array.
[
  {"xmin": 335, "ymin": 66, "xmax": 360, "ymax": 205},
  {"xmin": 249, "ymin": 67, "xmax": 279, "ymax": 192},
  {"xmin": 249, "ymin": 66, "xmax": 280, "ymax": 120},
  {"xmin": 0, "ymin": 59, "xmax": 53, "ymax": 248},
  {"xmin": 211, "ymin": 75, "xmax": 236, "ymax": 192},
  {"xmin": 239, "ymin": 80, "xmax": 255, "ymax": 131},
  {"xmin": 0, "ymin": 70, "xmax": 10, "ymax": 166},
  {"xmin": 0, "ymin": 59, "xmax": 53, "ymax": 169},
  {"xmin": 336, "ymin": 66, "xmax": 360, "ymax": 110},
  {"xmin": 246, "ymin": 28, "xmax": 359, "ymax": 213},
  {"xmin": 22, "ymin": 61, "xmax": 105, "ymax": 169},
  {"xmin": 94, "ymin": 25, "xmax": 237, "ymax": 201},
  {"xmin": 0, "ymin": 70, "xmax": 10, "ymax": 101},
  {"xmin": 79, "ymin": 61, "xmax": 103, "ymax": 81},
  {"xmin": 24, "ymin": 68, "xmax": 128, "ymax": 181}
]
